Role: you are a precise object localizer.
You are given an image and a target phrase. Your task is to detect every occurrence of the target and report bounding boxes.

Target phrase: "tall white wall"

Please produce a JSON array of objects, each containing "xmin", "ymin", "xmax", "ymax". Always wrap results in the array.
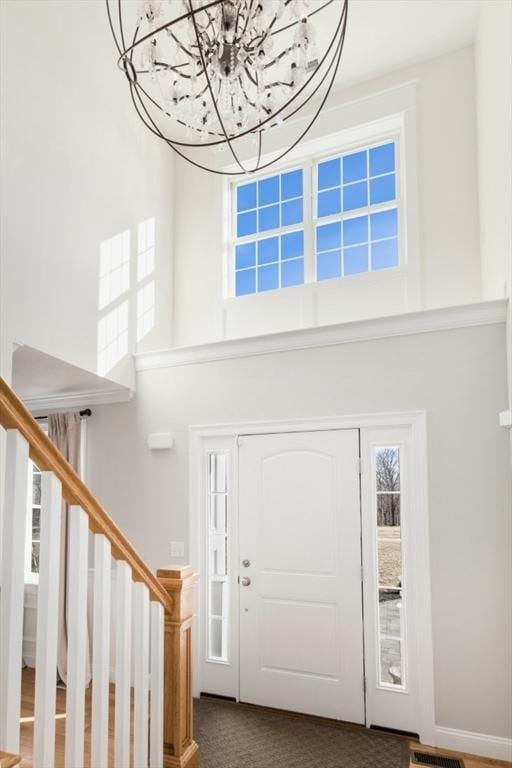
[
  {"xmin": 172, "ymin": 47, "xmax": 481, "ymax": 347},
  {"xmin": 86, "ymin": 321, "xmax": 511, "ymax": 742},
  {"xmin": 475, "ymin": 0, "xmax": 512, "ymax": 443},
  {"xmin": 0, "ymin": 0, "xmax": 175, "ymax": 389},
  {"xmin": 475, "ymin": 0, "xmax": 512, "ymax": 302}
]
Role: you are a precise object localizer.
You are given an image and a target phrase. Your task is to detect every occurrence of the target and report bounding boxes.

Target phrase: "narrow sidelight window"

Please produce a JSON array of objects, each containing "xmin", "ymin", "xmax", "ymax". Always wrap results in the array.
[
  {"xmin": 207, "ymin": 452, "xmax": 230, "ymax": 661},
  {"xmin": 374, "ymin": 446, "xmax": 406, "ymax": 688}
]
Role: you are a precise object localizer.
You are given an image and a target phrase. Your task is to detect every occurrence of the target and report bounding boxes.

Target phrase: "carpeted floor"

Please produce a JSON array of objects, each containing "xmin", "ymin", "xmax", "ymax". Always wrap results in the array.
[{"xmin": 194, "ymin": 696, "xmax": 409, "ymax": 768}]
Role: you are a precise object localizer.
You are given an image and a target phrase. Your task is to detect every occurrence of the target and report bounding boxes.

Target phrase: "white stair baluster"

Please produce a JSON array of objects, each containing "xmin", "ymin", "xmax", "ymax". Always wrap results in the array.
[
  {"xmin": 33, "ymin": 472, "xmax": 62, "ymax": 768},
  {"xmin": 0, "ymin": 430, "xmax": 29, "ymax": 754},
  {"xmin": 114, "ymin": 560, "xmax": 132, "ymax": 768},
  {"xmin": 133, "ymin": 582, "xmax": 150, "ymax": 767},
  {"xmin": 64, "ymin": 506, "xmax": 89, "ymax": 768},
  {"xmin": 91, "ymin": 534, "xmax": 111, "ymax": 768},
  {"xmin": 149, "ymin": 600, "xmax": 164, "ymax": 768}
]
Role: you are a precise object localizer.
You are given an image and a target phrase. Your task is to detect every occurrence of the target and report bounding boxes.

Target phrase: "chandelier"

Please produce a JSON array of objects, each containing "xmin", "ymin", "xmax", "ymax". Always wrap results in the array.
[{"xmin": 106, "ymin": 0, "xmax": 348, "ymax": 175}]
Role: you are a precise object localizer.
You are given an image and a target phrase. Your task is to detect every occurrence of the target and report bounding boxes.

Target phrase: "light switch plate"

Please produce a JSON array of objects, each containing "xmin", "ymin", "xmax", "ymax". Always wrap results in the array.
[{"xmin": 170, "ymin": 540, "xmax": 185, "ymax": 558}]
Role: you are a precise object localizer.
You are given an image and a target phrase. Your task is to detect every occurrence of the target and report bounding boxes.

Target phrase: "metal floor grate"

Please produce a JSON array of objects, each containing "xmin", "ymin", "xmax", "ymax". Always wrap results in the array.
[{"xmin": 412, "ymin": 752, "xmax": 464, "ymax": 768}]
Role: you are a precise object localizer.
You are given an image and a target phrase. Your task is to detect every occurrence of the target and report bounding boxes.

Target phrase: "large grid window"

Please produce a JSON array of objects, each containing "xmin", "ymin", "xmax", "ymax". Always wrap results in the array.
[
  {"xmin": 232, "ymin": 139, "xmax": 400, "ymax": 296},
  {"xmin": 315, "ymin": 142, "xmax": 398, "ymax": 280},
  {"xmin": 234, "ymin": 169, "xmax": 305, "ymax": 296}
]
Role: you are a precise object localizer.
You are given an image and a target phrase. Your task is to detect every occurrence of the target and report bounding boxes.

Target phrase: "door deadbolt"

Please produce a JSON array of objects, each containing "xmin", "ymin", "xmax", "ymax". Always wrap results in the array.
[
  {"xmin": 242, "ymin": 559, "xmax": 251, "ymax": 568},
  {"xmin": 241, "ymin": 577, "xmax": 251, "ymax": 587}
]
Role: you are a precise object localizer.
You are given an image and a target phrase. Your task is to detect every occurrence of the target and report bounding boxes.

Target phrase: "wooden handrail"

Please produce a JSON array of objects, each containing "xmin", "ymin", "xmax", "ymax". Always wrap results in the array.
[{"xmin": 0, "ymin": 377, "xmax": 172, "ymax": 612}]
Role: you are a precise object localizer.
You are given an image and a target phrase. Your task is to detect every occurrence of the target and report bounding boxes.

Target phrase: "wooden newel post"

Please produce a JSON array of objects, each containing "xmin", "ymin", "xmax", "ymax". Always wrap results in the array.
[{"xmin": 157, "ymin": 566, "xmax": 199, "ymax": 768}]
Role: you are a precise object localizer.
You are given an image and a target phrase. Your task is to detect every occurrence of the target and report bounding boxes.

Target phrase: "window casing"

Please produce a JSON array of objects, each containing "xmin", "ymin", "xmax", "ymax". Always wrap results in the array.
[{"xmin": 230, "ymin": 135, "xmax": 401, "ymax": 298}]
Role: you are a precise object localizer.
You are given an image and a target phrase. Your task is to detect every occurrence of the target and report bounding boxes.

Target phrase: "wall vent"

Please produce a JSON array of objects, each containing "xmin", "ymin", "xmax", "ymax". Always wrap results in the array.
[{"xmin": 412, "ymin": 753, "xmax": 464, "ymax": 768}]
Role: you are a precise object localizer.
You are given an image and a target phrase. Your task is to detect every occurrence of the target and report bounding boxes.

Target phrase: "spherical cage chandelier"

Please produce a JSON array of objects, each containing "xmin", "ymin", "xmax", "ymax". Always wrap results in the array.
[{"xmin": 106, "ymin": 0, "xmax": 349, "ymax": 175}]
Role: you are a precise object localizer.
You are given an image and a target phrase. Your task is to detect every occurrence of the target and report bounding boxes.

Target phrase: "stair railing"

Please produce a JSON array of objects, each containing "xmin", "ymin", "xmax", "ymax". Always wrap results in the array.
[{"xmin": 0, "ymin": 377, "xmax": 198, "ymax": 768}]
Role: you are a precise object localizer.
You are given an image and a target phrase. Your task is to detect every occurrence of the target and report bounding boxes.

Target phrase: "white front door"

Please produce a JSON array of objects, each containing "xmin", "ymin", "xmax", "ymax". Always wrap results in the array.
[{"xmin": 238, "ymin": 430, "xmax": 365, "ymax": 723}]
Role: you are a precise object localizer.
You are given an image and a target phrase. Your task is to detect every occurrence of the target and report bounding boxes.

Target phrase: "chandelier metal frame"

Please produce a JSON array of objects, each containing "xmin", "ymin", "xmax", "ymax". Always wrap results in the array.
[{"xmin": 106, "ymin": 0, "xmax": 349, "ymax": 175}]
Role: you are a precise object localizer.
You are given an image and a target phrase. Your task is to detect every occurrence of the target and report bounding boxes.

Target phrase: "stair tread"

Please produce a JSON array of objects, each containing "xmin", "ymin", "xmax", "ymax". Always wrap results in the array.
[{"xmin": 0, "ymin": 751, "xmax": 21, "ymax": 768}]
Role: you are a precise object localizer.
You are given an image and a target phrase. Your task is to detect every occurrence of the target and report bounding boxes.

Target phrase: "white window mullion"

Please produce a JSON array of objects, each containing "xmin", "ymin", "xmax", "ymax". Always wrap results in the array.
[{"xmin": 303, "ymin": 158, "xmax": 314, "ymax": 285}]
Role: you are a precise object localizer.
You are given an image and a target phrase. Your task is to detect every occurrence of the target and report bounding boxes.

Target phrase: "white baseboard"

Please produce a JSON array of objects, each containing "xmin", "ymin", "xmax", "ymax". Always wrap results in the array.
[{"xmin": 435, "ymin": 726, "xmax": 512, "ymax": 761}]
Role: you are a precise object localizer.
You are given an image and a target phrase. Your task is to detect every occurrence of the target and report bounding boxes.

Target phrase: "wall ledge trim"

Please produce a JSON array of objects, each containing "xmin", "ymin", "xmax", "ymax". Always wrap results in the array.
[
  {"xmin": 23, "ymin": 387, "xmax": 133, "ymax": 413},
  {"xmin": 135, "ymin": 300, "xmax": 508, "ymax": 371},
  {"xmin": 434, "ymin": 725, "xmax": 512, "ymax": 761}
]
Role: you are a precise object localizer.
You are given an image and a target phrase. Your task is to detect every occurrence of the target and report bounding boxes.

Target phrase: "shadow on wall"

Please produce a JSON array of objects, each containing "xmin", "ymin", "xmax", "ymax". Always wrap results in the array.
[{"xmin": 97, "ymin": 218, "xmax": 156, "ymax": 378}]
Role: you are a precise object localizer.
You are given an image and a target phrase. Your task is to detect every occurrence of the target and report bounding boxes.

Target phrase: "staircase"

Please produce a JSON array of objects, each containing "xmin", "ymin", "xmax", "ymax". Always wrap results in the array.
[
  {"xmin": 0, "ymin": 751, "xmax": 21, "ymax": 768},
  {"xmin": 0, "ymin": 378, "xmax": 198, "ymax": 768}
]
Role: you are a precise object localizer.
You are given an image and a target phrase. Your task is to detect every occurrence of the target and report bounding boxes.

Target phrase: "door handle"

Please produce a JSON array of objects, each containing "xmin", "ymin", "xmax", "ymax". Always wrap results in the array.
[{"xmin": 241, "ymin": 577, "xmax": 251, "ymax": 587}]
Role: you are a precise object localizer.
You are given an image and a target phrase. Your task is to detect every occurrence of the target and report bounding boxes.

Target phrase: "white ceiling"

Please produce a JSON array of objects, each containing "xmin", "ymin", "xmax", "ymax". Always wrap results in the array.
[
  {"xmin": 12, "ymin": 345, "xmax": 130, "ymax": 404},
  {"xmin": 325, "ymin": 0, "xmax": 482, "ymax": 89}
]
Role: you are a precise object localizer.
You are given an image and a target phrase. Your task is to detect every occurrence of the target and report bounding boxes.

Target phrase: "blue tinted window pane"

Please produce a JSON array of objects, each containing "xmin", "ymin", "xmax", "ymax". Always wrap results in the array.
[
  {"xmin": 282, "ymin": 198, "xmax": 303, "ymax": 226},
  {"xmin": 343, "ymin": 150, "xmax": 367, "ymax": 183},
  {"xmin": 372, "ymin": 238, "xmax": 399, "ymax": 270},
  {"xmin": 344, "ymin": 245, "xmax": 369, "ymax": 275},
  {"xmin": 258, "ymin": 236, "xmax": 279, "ymax": 265},
  {"xmin": 282, "ymin": 258, "xmax": 304, "ymax": 287},
  {"xmin": 343, "ymin": 181, "xmax": 368, "ymax": 212},
  {"xmin": 281, "ymin": 230, "xmax": 304, "ymax": 260},
  {"xmin": 236, "ymin": 268, "xmax": 256, "ymax": 296},
  {"xmin": 258, "ymin": 204, "xmax": 280, "ymax": 232},
  {"xmin": 258, "ymin": 263, "xmax": 279, "ymax": 292},
  {"xmin": 317, "ymin": 250, "xmax": 342, "ymax": 281},
  {"xmin": 237, "ymin": 210, "xmax": 257, "ymax": 237},
  {"xmin": 237, "ymin": 182, "xmax": 256, "ymax": 212},
  {"xmin": 318, "ymin": 188, "xmax": 341, "ymax": 217},
  {"xmin": 281, "ymin": 169, "xmax": 303, "ymax": 200},
  {"xmin": 371, "ymin": 208, "xmax": 398, "ymax": 240},
  {"xmin": 318, "ymin": 158, "xmax": 340, "ymax": 190},
  {"xmin": 370, "ymin": 174, "xmax": 396, "ymax": 205},
  {"xmin": 370, "ymin": 142, "xmax": 395, "ymax": 176},
  {"xmin": 235, "ymin": 242, "xmax": 256, "ymax": 270},
  {"xmin": 343, "ymin": 215, "xmax": 368, "ymax": 246},
  {"xmin": 258, "ymin": 176, "xmax": 279, "ymax": 205},
  {"xmin": 316, "ymin": 222, "xmax": 342, "ymax": 252}
]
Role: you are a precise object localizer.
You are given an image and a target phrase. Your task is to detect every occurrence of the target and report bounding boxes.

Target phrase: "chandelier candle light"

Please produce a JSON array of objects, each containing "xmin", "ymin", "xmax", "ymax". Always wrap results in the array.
[{"xmin": 106, "ymin": 0, "xmax": 348, "ymax": 174}]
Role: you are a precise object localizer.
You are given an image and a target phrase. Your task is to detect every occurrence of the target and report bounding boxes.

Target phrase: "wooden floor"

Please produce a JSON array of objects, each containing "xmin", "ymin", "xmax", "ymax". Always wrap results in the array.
[
  {"xmin": 18, "ymin": 668, "xmax": 510, "ymax": 768},
  {"xmin": 19, "ymin": 667, "xmax": 130, "ymax": 768}
]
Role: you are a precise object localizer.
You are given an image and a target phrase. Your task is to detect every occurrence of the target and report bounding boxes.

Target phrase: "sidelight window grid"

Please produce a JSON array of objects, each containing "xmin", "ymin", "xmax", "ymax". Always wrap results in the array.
[
  {"xmin": 231, "ymin": 136, "xmax": 401, "ymax": 297},
  {"xmin": 207, "ymin": 452, "xmax": 230, "ymax": 662},
  {"xmin": 374, "ymin": 445, "xmax": 407, "ymax": 690}
]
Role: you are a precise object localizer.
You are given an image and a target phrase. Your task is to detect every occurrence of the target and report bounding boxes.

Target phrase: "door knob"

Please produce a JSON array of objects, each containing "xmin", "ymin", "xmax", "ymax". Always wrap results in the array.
[
  {"xmin": 242, "ymin": 559, "xmax": 251, "ymax": 568},
  {"xmin": 241, "ymin": 577, "xmax": 251, "ymax": 586}
]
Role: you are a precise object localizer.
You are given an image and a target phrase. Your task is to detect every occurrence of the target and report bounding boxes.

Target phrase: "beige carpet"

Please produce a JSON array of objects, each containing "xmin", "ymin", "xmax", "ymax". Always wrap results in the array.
[{"xmin": 194, "ymin": 697, "xmax": 409, "ymax": 768}]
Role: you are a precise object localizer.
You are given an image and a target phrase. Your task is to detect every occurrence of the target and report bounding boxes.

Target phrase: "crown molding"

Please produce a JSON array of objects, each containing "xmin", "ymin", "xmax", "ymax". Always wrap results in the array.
[
  {"xmin": 135, "ymin": 299, "xmax": 508, "ymax": 372},
  {"xmin": 23, "ymin": 387, "xmax": 133, "ymax": 414}
]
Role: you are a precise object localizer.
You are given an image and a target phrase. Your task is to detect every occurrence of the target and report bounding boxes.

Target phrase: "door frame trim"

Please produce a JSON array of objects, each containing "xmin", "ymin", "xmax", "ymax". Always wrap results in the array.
[{"xmin": 189, "ymin": 410, "xmax": 435, "ymax": 745}]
